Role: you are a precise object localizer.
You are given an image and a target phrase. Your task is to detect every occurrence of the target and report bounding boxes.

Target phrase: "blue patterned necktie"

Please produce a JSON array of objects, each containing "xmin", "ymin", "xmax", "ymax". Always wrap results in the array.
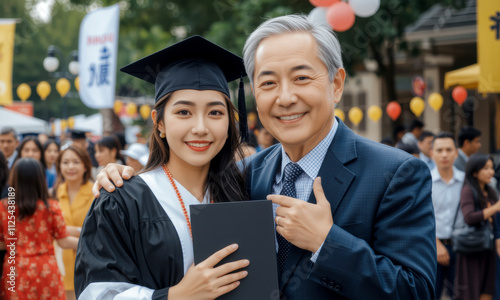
[{"xmin": 277, "ymin": 162, "xmax": 303, "ymax": 276}]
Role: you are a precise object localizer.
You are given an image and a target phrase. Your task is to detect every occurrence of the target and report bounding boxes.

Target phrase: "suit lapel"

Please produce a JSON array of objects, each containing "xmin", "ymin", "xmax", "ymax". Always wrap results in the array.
[
  {"xmin": 280, "ymin": 120, "xmax": 357, "ymax": 290},
  {"xmin": 250, "ymin": 146, "xmax": 282, "ymax": 200}
]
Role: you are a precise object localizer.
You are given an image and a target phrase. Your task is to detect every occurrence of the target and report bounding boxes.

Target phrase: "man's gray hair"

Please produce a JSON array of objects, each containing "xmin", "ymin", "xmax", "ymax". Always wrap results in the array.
[
  {"xmin": 0, "ymin": 127, "xmax": 17, "ymax": 139},
  {"xmin": 243, "ymin": 14, "xmax": 343, "ymax": 87}
]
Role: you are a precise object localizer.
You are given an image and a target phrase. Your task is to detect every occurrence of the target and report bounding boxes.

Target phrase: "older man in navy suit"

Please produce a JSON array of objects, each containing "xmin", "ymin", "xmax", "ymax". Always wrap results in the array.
[
  {"xmin": 240, "ymin": 15, "xmax": 435, "ymax": 299},
  {"xmin": 93, "ymin": 15, "xmax": 436, "ymax": 300}
]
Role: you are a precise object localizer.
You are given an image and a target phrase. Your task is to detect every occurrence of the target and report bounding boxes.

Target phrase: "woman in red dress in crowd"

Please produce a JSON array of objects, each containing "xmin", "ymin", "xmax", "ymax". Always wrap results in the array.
[{"xmin": 0, "ymin": 158, "xmax": 79, "ymax": 300}]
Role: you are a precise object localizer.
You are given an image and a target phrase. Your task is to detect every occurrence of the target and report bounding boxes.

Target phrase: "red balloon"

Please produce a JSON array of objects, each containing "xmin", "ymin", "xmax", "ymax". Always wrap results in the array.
[
  {"xmin": 326, "ymin": 2, "xmax": 355, "ymax": 32},
  {"xmin": 309, "ymin": 0, "xmax": 339, "ymax": 7},
  {"xmin": 386, "ymin": 101, "xmax": 401, "ymax": 121},
  {"xmin": 452, "ymin": 86, "xmax": 467, "ymax": 106}
]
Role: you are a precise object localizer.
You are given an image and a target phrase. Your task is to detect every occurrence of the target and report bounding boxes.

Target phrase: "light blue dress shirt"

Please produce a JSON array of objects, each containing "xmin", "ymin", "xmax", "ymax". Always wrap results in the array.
[
  {"xmin": 430, "ymin": 166, "xmax": 465, "ymax": 239},
  {"xmin": 272, "ymin": 119, "xmax": 338, "ymax": 262}
]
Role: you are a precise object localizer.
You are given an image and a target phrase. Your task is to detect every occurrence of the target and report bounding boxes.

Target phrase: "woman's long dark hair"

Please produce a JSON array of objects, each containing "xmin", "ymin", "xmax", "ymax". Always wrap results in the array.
[
  {"xmin": 464, "ymin": 153, "xmax": 497, "ymax": 208},
  {"xmin": 9, "ymin": 158, "xmax": 49, "ymax": 220},
  {"xmin": 15, "ymin": 137, "xmax": 46, "ymax": 169},
  {"xmin": 143, "ymin": 92, "xmax": 248, "ymax": 203}
]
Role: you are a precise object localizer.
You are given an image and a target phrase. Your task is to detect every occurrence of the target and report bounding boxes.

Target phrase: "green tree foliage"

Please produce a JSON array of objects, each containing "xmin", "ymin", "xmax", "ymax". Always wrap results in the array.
[{"xmin": 2, "ymin": 0, "xmax": 96, "ymax": 121}]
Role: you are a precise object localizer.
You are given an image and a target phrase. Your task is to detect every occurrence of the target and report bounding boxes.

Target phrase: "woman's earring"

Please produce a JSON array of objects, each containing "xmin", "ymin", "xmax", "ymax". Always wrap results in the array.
[{"xmin": 160, "ymin": 131, "xmax": 166, "ymax": 138}]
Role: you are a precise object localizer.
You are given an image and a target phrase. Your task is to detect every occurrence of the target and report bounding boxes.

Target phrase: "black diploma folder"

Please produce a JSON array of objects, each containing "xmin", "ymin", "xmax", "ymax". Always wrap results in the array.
[{"xmin": 190, "ymin": 200, "xmax": 279, "ymax": 300}]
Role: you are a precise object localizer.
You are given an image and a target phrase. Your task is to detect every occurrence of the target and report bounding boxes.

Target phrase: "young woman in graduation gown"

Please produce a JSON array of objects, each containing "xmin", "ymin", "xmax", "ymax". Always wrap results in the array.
[{"xmin": 75, "ymin": 36, "xmax": 250, "ymax": 300}]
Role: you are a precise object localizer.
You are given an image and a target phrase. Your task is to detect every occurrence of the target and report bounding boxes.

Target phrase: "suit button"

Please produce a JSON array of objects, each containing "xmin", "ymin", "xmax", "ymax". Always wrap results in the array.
[
  {"xmin": 328, "ymin": 281, "xmax": 335, "ymax": 289},
  {"xmin": 321, "ymin": 277, "xmax": 328, "ymax": 285},
  {"xmin": 334, "ymin": 284, "xmax": 342, "ymax": 292}
]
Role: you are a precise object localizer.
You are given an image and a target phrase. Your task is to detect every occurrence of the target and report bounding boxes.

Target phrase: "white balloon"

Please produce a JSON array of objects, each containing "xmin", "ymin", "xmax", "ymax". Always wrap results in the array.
[
  {"xmin": 349, "ymin": 0, "xmax": 380, "ymax": 18},
  {"xmin": 308, "ymin": 7, "xmax": 330, "ymax": 28}
]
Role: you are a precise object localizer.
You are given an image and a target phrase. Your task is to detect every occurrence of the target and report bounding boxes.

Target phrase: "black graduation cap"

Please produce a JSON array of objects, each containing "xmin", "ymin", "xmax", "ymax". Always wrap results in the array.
[
  {"xmin": 70, "ymin": 130, "xmax": 87, "ymax": 140},
  {"xmin": 120, "ymin": 35, "xmax": 248, "ymax": 142}
]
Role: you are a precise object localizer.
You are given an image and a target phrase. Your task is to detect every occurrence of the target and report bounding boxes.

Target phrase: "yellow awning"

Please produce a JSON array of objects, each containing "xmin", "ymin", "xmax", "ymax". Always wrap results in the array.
[{"xmin": 444, "ymin": 64, "xmax": 479, "ymax": 89}]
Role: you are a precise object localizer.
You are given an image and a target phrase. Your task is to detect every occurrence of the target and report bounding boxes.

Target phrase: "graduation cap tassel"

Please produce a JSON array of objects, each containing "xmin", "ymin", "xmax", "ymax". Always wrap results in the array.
[{"xmin": 238, "ymin": 75, "xmax": 249, "ymax": 143}]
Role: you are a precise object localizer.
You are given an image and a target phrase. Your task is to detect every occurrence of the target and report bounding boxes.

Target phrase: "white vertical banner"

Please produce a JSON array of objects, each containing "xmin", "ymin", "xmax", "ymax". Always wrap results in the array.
[{"xmin": 78, "ymin": 4, "xmax": 119, "ymax": 109}]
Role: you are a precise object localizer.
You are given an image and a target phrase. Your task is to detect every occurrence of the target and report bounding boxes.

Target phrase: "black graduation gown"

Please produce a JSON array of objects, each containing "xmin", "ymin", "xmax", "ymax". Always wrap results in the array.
[{"xmin": 75, "ymin": 176, "xmax": 185, "ymax": 300}]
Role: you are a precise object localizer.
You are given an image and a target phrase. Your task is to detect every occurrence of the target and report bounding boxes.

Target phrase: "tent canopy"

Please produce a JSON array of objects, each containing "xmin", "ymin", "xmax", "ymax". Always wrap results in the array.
[
  {"xmin": 0, "ymin": 108, "xmax": 48, "ymax": 134},
  {"xmin": 444, "ymin": 64, "xmax": 479, "ymax": 89}
]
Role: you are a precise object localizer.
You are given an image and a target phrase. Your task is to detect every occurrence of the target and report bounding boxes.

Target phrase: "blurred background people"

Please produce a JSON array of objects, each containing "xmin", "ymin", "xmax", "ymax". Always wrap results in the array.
[
  {"xmin": 0, "ymin": 127, "xmax": 19, "ymax": 169},
  {"xmin": 255, "ymin": 124, "xmax": 275, "ymax": 152},
  {"xmin": 14, "ymin": 137, "xmax": 48, "ymax": 186},
  {"xmin": 120, "ymin": 143, "xmax": 149, "ymax": 173},
  {"xmin": 418, "ymin": 131, "xmax": 435, "ymax": 170},
  {"xmin": 396, "ymin": 142, "xmax": 419, "ymax": 158},
  {"xmin": 68, "ymin": 130, "xmax": 88, "ymax": 151},
  {"xmin": 455, "ymin": 154, "xmax": 500, "ymax": 300},
  {"xmin": 392, "ymin": 125, "xmax": 406, "ymax": 147},
  {"xmin": 399, "ymin": 120, "xmax": 424, "ymax": 148},
  {"xmin": 43, "ymin": 139, "xmax": 60, "ymax": 190},
  {"xmin": 455, "ymin": 126, "xmax": 482, "ymax": 172},
  {"xmin": 0, "ymin": 158, "xmax": 78, "ymax": 299},
  {"xmin": 55, "ymin": 146, "xmax": 94, "ymax": 300},
  {"xmin": 0, "ymin": 152, "xmax": 8, "ymax": 199},
  {"xmin": 93, "ymin": 136, "xmax": 124, "ymax": 178}
]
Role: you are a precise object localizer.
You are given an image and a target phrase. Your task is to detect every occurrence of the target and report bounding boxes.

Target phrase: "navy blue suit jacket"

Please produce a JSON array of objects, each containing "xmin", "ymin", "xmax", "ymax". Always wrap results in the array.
[{"xmin": 242, "ymin": 119, "xmax": 436, "ymax": 299}]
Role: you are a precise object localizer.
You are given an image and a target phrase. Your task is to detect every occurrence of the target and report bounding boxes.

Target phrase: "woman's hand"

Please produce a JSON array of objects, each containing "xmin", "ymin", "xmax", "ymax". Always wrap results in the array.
[
  {"xmin": 92, "ymin": 163, "xmax": 135, "ymax": 197},
  {"xmin": 168, "ymin": 244, "xmax": 249, "ymax": 300}
]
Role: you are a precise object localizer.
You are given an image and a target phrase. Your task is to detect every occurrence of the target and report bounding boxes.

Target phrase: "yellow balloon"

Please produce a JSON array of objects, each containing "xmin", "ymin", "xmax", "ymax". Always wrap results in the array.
[
  {"xmin": 140, "ymin": 105, "xmax": 151, "ymax": 120},
  {"xmin": 126, "ymin": 103, "xmax": 138, "ymax": 116},
  {"xmin": 56, "ymin": 78, "xmax": 71, "ymax": 97},
  {"xmin": 348, "ymin": 107, "xmax": 363, "ymax": 126},
  {"xmin": 36, "ymin": 81, "xmax": 51, "ymax": 100},
  {"xmin": 334, "ymin": 108, "xmax": 345, "ymax": 122},
  {"xmin": 61, "ymin": 119, "xmax": 68, "ymax": 131},
  {"xmin": 68, "ymin": 117, "xmax": 75, "ymax": 129},
  {"xmin": 428, "ymin": 93, "xmax": 443, "ymax": 112},
  {"xmin": 114, "ymin": 100, "xmax": 123, "ymax": 115},
  {"xmin": 74, "ymin": 76, "xmax": 80, "ymax": 92},
  {"xmin": 410, "ymin": 97, "xmax": 425, "ymax": 117},
  {"xmin": 16, "ymin": 83, "xmax": 31, "ymax": 102},
  {"xmin": 367, "ymin": 105, "xmax": 382, "ymax": 122}
]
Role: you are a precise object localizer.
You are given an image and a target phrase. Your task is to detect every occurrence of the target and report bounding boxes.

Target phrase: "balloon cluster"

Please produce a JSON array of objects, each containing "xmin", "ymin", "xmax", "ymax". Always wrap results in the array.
[
  {"xmin": 113, "ymin": 100, "xmax": 152, "ymax": 119},
  {"xmin": 309, "ymin": 0, "xmax": 380, "ymax": 32},
  {"xmin": 334, "ymin": 89, "xmax": 457, "ymax": 125},
  {"xmin": 15, "ymin": 77, "xmax": 80, "ymax": 102}
]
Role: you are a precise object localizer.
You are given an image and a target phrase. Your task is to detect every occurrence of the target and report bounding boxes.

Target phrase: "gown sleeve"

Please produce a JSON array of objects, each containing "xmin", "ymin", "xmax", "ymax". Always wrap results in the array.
[{"xmin": 75, "ymin": 191, "xmax": 170, "ymax": 300}]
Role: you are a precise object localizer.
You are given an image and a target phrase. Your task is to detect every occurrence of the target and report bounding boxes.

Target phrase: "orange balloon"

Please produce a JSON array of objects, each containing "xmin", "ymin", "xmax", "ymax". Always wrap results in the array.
[
  {"xmin": 326, "ymin": 2, "xmax": 355, "ymax": 32},
  {"xmin": 386, "ymin": 101, "xmax": 401, "ymax": 121},
  {"xmin": 309, "ymin": 0, "xmax": 339, "ymax": 7},
  {"xmin": 114, "ymin": 101, "xmax": 123, "ymax": 115},
  {"xmin": 452, "ymin": 86, "xmax": 467, "ymax": 106}
]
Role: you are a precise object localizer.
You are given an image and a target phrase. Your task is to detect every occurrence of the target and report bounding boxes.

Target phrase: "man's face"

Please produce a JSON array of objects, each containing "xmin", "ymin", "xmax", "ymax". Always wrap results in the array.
[
  {"xmin": 418, "ymin": 136, "xmax": 433, "ymax": 157},
  {"xmin": 0, "ymin": 133, "xmax": 18, "ymax": 158},
  {"xmin": 431, "ymin": 138, "xmax": 457, "ymax": 170},
  {"xmin": 72, "ymin": 138, "xmax": 88, "ymax": 151},
  {"xmin": 464, "ymin": 136, "xmax": 481, "ymax": 155},
  {"xmin": 252, "ymin": 32, "xmax": 345, "ymax": 156}
]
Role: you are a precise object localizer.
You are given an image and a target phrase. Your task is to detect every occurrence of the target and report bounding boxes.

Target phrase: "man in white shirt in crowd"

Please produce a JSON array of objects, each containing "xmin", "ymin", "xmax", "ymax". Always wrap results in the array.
[{"xmin": 431, "ymin": 132, "xmax": 464, "ymax": 300}]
